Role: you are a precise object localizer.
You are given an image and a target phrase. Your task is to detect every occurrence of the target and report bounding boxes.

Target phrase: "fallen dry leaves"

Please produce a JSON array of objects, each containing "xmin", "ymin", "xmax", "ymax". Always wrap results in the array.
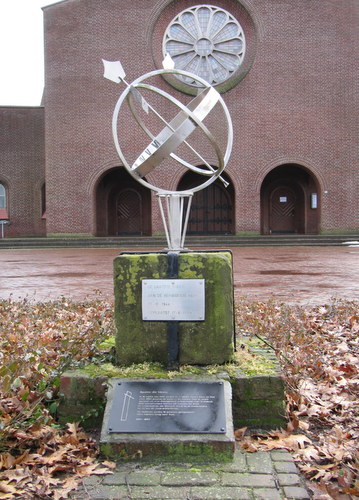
[
  {"xmin": 0, "ymin": 296, "xmax": 114, "ymax": 499},
  {"xmin": 0, "ymin": 422, "xmax": 113, "ymax": 499},
  {"xmin": 1, "ymin": 295, "xmax": 358, "ymax": 498},
  {"xmin": 235, "ymin": 297, "xmax": 359, "ymax": 499}
]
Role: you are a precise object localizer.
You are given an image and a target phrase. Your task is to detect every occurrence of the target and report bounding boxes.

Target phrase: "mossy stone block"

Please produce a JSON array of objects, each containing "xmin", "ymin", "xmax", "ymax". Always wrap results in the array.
[
  {"xmin": 58, "ymin": 371, "xmax": 108, "ymax": 428},
  {"xmin": 113, "ymin": 251, "xmax": 234, "ymax": 365}
]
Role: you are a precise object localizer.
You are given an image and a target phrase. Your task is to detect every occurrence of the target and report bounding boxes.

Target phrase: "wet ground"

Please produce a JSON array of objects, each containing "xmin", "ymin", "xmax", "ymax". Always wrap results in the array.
[{"xmin": 0, "ymin": 246, "xmax": 358, "ymax": 305}]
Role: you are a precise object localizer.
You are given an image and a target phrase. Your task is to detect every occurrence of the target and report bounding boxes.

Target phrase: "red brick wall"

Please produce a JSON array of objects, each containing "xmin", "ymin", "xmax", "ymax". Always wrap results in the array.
[
  {"xmin": 10, "ymin": 0, "xmax": 359, "ymax": 235},
  {"xmin": 0, "ymin": 107, "xmax": 45, "ymax": 236},
  {"xmin": 232, "ymin": 0, "xmax": 359, "ymax": 233}
]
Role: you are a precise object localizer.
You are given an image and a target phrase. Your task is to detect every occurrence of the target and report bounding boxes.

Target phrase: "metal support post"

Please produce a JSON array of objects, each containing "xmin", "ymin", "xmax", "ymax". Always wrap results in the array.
[{"xmin": 166, "ymin": 251, "xmax": 179, "ymax": 370}]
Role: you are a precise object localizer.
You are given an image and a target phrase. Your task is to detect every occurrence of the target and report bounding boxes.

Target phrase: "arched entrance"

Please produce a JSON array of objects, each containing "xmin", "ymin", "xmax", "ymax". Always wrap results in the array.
[
  {"xmin": 95, "ymin": 168, "xmax": 151, "ymax": 236},
  {"xmin": 261, "ymin": 164, "xmax": 320, "ymax": 234},
  {"xmin": 178, "ymin": 171, "xmax": 235, "ymax": 235}
]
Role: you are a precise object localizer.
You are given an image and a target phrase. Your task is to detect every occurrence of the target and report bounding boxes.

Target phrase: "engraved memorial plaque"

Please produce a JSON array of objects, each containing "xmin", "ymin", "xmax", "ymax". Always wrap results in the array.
[
  {"xmin": 142, "ymin": 279, "xmax": 205, "ymax": 321},
  {"xmin": 108, "ymin": 380, "xmax": 226, "ymax": 434}
]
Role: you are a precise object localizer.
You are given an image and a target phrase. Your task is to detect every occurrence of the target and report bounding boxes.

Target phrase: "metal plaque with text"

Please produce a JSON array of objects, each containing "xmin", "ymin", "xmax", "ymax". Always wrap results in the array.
[
  {"xmin": 142, "ymin": 279, "xmax": 205, "ymax": 321},
  {"xmin": 108, "ymin": 380, "xmax": 226, "ymax": 434}
]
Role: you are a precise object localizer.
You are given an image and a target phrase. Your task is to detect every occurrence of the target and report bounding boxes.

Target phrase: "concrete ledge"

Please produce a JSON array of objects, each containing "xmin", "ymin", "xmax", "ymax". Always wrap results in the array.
[
  {"xmin": 58, "ymin": 365, "xmax": 286, "ymax": 432},
  {"xmin": 1, "ymin": 234, "xmax": 358, "ymax": 249},
  {"xmin": 58, "ymin": 332, "xmax": 286, "ymax": 432}
]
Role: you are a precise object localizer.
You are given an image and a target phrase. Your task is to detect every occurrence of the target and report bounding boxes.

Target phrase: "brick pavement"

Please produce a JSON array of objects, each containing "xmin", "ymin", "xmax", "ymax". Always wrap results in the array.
[{"xmin": 71, "ymin": 448, "xmax": 310, "ymax": 499}]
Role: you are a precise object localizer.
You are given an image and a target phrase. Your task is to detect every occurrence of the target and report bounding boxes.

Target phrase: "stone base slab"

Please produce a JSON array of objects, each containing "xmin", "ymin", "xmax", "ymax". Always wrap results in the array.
[{"xmin": 100, "ymin": 379, "xmax": 235, "ymax": 461}]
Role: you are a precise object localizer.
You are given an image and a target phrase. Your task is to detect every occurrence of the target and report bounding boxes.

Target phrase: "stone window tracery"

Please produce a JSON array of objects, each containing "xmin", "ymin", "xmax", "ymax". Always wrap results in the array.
[{"xmin": 163, "ymin": 5, "xmax": 245, "ymax": 87}]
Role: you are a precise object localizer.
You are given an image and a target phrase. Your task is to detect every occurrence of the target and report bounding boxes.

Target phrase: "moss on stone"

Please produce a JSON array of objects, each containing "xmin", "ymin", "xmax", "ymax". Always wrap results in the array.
[
  {"xmin": 81, "ymin": 362, "xmax": 169, "ymax": 379},
  {"xmin": 59, "ymin": 334, "xmax": 286, "ymax": 432},
  {"xmin": 100, "ymin": 440, "xmax": 233, "ymax": 462},
  {"xmin": 98, "ymin": 337, "xmax": 116, "ymax": 351},
  {"xmin": 113, "ymin": 251, "xmax": 235, "ymax": 365},
  {"xmin": 231, "ymin": 348, "xmax": 277, "ymax": 376},
  {"xmin": 163, "ymin": 442, "xmax": 233, "ymax": 462},
  {"xmin": 80, "ymin": 336, "xmax": 278, "ymax": 379}
]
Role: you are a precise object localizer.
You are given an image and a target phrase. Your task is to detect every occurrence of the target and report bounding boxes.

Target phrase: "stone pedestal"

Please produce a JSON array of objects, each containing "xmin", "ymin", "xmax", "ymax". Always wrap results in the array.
[{"xmin": 113, "ymin": 251, "xmax": 235, "ymax": 366}]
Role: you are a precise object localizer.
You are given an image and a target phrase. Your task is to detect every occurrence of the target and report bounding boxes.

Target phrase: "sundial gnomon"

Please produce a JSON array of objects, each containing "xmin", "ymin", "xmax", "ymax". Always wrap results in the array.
[{"xmin": 103, "ymin": 56, "xmax": 233, "ymax": 250}]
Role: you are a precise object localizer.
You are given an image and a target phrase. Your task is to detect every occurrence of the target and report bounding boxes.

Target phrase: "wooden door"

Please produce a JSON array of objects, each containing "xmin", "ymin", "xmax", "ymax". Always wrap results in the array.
[
  {"xmin": 188, "ymin": 182, "xmax": 233, "ymax": 234},
  {"xmin": 270, "ymin": 186, "xmax": 296, "ymax": 233},
  {"xmin": 116, "ymin": 189, "xmax": 142, "ymax": 235}
]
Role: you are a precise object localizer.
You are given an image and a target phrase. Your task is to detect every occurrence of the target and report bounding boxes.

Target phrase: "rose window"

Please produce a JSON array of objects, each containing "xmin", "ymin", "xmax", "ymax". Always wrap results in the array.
[{"xmin": 163, "ymin": 5, "xmax": 246, "ymax": 87}]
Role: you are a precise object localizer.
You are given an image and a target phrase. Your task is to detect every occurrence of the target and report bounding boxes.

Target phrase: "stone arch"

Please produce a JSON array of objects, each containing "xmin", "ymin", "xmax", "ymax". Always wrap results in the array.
[
  {"xmin": 260, "ymin": 164, "xmax": 320, "ymax": 234},
  {"xmin": 95, "ymin": 167, "xmax": 151, "ymax": 237}
]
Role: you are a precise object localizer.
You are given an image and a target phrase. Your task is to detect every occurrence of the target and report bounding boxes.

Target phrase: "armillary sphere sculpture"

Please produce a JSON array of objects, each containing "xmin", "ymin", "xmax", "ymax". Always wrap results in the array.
[{"xmin": 103, "ymin": 55, "xmax": 233, "ymax": 251}]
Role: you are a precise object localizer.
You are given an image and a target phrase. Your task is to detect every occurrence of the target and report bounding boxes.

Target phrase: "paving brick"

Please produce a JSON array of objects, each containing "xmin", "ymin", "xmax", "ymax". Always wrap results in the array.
[
  {"xmin": 102, "ymin": 471, "xmax": 127, "ymax": 485},
  {"xmin": 252, "ymin": 488, "xmax": 283, "ymax": 500},
  {"xmin": 71, "ymin": 485, "xmax": 129, "ymax": 499},
  {"xmin": 81, "ymin": 476, "xmax": 104, "ymax": 487},
  {"xmin": 161, "ymin": 471, "xmax": 218, "ymax": 486},
  {"xmin": 283, "ymin": 485, "xmax": 311, "ymax": 499},
  {"xmin": 271, "ymin": 450, "xmax": 295, "ymax": 462},
  {"xmin": 190, "ymin": 486, "xmax": 251, "ymax": 499},
  {"xmin": 277, "ymin": 473, "xmax": 301, "ymax": 486},
  {"xmin": 221, "ymin": 449, "xmax": 247, "ymax": 472},
  {"xmin": 222, "ymin": 472, "xmax": 276, "ymax": 488},
  {"xmin": 274, "ymin": 461, "xmax": 299, "ymax": 474},
  {"xmin": 127, "ymin": 471, "xmax": 162, "ymax": 486},
  {"xmin": 246, "ymin": 451, "xmax": 274, "ymax": 473},
  {"xmin": 69, "ymin": 446, "xmax": 310, "ymax": 500},
  {"xmin": 129, "ymin": 485, "xmax": 190, "ymax": 499}
]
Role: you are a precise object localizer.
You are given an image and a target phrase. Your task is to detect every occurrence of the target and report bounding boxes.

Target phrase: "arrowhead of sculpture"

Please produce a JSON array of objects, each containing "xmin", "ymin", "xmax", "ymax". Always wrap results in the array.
[
  {"xmin": 102, "ymin": 59, "xmax": 126, "ymax": 83},
  {"xmin": 162, "ymin": 53, "xmax": 175, "ymax": 70}
]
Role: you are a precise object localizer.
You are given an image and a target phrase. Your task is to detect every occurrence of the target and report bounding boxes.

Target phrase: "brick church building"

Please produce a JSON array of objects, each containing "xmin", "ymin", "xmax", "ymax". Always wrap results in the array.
[{"xmin": 0, "ymin": 0, "xmax": 358, "ymax": 238}]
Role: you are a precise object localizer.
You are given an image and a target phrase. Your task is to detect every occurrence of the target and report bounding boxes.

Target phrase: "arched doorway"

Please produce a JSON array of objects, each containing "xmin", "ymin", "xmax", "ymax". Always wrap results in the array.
[
  {"xmin": 178, "ymin": 171, "xmax": 235, "ymax": 235},
  {"xmin": 261, "ymin": 164, "xmax": 320, "ymax": 234},
  {"xmin": 96, "ymin": 168, "xmax": 151, "ymax": 236}
]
